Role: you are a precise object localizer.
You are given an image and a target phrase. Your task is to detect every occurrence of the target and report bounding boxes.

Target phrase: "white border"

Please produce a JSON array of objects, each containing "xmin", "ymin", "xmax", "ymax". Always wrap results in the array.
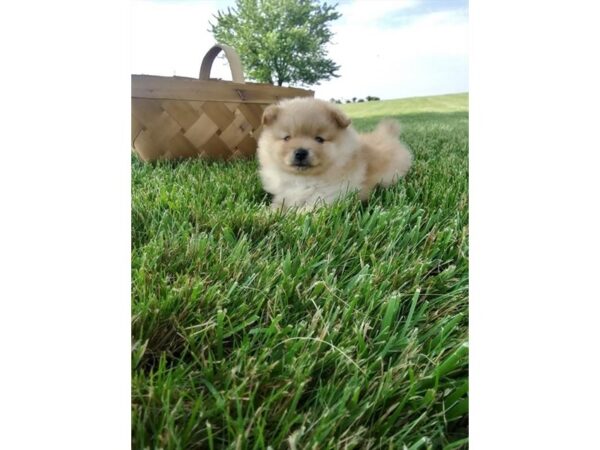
[
  {"xmin": 0, "ymin": 1, "xmax": 130, "ymax": 448},
  {"xmin": 471, "ymin": 0, "xmax": 600, "ymax": 448}
]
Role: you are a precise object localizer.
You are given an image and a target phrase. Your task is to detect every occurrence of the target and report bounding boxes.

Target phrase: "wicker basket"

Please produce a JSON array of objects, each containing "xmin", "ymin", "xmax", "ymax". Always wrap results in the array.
[{"xmin": 131, "ymin": 44, "xmax": 314, "ymax": 161}]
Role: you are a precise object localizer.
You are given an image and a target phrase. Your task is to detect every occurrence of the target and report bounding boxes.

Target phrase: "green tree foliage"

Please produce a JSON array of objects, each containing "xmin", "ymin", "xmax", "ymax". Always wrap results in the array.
[{"xmin": 210, "ymin": 0, "xmax": 341, "ymax": 87}]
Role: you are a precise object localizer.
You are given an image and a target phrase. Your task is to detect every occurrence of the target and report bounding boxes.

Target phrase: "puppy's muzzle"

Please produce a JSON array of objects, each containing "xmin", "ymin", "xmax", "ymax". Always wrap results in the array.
[{"xmin": 292, "ymin": 148, "xmax": 310, "ymax": 166}]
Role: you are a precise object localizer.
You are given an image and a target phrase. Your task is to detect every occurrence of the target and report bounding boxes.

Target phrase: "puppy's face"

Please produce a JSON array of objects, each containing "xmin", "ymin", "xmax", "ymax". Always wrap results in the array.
[{"xmin": 259, "ymin": 99, "xmax": 354, "ymax": 176}]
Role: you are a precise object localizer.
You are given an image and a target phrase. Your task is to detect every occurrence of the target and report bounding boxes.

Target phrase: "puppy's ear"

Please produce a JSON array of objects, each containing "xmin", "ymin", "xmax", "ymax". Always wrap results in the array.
[
  {"xmin": 262, "ymin": 104, "xmax": 279, "ymax": 126},
  {"xmin": 330, "ymin": 108, "xmax": 351, "ymax": 129}
]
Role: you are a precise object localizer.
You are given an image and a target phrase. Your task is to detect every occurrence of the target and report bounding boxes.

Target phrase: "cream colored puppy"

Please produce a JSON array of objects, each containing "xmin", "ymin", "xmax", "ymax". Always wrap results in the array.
[{"xmin": 257, "ymin": 98, "xmax": 412, "ymax": 211}]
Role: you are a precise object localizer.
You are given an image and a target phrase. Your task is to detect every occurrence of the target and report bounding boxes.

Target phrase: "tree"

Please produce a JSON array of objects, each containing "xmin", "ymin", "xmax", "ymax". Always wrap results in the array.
[{"xmin": 210, "ymin": 0, "xmax": 341, "ymax": 87}]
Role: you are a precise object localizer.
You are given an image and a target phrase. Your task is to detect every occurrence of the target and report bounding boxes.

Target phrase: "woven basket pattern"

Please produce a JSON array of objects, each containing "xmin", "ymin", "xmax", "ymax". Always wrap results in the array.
[
  {"xmin": 131, "ymin": 44, "xmax": 313, "ymax": 161},
  {"xmin": 132, "ymin": 98, "xmax": 265, "ymax": 161}
]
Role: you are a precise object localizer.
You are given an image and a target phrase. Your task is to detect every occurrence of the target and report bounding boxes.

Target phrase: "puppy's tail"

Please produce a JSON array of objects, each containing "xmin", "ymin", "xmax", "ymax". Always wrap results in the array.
[{"xmin": 374, "ymin": 119, "xmax": 401, "ymax": 138}]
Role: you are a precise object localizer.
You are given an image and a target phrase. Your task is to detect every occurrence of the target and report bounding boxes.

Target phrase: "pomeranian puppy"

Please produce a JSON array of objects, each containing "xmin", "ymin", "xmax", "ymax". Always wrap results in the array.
[{"xmin": 257, "ymin": 98, "xmax": 412, "ymax": 211}]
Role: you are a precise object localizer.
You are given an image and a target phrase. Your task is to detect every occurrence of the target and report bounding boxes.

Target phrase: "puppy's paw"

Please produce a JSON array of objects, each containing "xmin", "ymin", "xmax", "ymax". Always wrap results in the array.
[{"xmin": 269, "ymin": 202, "xmax": 282, "ymax": 212}]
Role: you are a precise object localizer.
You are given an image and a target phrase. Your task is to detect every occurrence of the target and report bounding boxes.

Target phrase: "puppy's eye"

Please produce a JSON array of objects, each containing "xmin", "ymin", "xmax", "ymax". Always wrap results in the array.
[
  {"xmin": 283, "ymin": 136, "xmax": 291, "ymax": 142},
  {"xmin": 315, "ymin": 136, "xmax": 325, "ymax": 143}
]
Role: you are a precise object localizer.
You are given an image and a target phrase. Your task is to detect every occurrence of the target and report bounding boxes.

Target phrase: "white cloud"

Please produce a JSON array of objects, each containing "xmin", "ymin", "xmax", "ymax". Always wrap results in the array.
[
  {"xmin": 316, "ymin": 4, "xmax": 469, "ymax": 100},
  {"xmin": 131, "ymin": 0, "xmax": 468, "ymax": 100},
  {"xmin": 131, "ymin": 0, "xmax": 234, "ymax": 80}
]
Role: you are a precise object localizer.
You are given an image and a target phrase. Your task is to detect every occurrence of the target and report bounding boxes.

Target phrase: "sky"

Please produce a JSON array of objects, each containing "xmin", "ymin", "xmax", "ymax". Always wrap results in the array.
[{"xmin": 131, "ymin": 0, "xmax": 468, "ymax": 100}]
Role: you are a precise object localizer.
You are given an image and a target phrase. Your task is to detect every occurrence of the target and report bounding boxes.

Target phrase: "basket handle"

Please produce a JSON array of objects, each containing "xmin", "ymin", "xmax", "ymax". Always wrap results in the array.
[{"xmin": 199, "ymin": 44, "xmax": 245, "ymax": 83}]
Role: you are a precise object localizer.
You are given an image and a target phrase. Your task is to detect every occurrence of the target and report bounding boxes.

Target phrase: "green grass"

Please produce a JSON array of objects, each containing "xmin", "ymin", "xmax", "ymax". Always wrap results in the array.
[
  {"xmin": 132, "ymin": 93, "xmax": 469, "ymax": 449},
  {"xmin": 341, "ymin": 93, "xmax": 468, "ymax": 118}
]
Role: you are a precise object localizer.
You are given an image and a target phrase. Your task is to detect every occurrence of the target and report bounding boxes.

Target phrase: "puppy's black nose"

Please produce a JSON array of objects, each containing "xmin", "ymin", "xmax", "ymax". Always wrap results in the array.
[{"xmin": 294, "ymin": 148, "xmax": 309, "ymax": 162}]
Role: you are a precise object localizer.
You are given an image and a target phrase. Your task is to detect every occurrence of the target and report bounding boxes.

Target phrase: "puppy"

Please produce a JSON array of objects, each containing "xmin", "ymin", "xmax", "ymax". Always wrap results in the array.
[{"xmin": 257, "ymin": 98, "xmax": 412, "ymax": 211}]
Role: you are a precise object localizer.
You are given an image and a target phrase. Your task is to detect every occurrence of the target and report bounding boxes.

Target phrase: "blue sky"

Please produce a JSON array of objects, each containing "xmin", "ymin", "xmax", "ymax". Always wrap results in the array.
[{"xmin": 131, "ymin": 0, "xmax": 468, "ymax": 100}]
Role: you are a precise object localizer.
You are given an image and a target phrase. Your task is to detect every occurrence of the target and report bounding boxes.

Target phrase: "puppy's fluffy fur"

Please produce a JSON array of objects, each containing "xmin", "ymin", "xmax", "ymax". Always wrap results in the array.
[{"xmin": 257, "ymin": 98, "xmax": 412, "ymax": 211}]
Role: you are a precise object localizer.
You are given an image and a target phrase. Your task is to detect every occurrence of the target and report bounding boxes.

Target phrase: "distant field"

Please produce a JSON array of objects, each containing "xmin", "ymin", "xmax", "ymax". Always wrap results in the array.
[
  {"xmin": 341, "ymin": 93, "xmax": 468, "ymax": 117},
  {"xmin": 132, "ymin": 93, "xmax": 469, "ymax": 449}
]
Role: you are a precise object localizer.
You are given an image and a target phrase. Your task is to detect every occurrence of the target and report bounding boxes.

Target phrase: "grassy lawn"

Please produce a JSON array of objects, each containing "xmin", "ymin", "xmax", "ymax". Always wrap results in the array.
[{"xmin": 132, "ymin": 93, "xmax": 469, "ymax": 449}]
